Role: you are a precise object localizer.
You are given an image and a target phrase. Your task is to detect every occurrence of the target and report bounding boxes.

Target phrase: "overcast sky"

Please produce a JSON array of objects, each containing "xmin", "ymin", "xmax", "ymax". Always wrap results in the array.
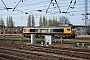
[{"xmin": 0, "ymin": 0, "xmax": 90, "ymax": 26}]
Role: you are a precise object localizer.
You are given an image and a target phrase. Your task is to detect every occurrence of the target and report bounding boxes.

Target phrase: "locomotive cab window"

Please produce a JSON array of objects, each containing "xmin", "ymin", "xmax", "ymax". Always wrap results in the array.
[
  {"xmin": 53, "ymin": 29, "xmax": 64, "ymax": 32},
  {"xmin": 30, "ymin": 29, "xmax": 35, "ymax": 32},
  {"xmin": 67, "ymin": 29, "xmax": 70, "ymax": 31}
]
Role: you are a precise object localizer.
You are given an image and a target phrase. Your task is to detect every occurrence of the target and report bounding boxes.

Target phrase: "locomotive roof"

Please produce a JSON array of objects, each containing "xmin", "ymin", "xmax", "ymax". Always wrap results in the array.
[{"xmin": 23, "ymin": 26, "xmax": 72, "ymax": 29}]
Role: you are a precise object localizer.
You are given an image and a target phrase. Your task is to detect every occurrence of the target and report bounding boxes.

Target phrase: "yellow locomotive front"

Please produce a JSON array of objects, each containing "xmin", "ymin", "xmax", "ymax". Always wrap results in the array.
[
  {"xmin": 0, "ymin": 29, "xmax": 3, "ymax": 34},
  {"xmin": 63, "ymin": 26, "xmax": 76, "ymax": 38},
  {"xmin": 23, "ymin": 28, "xmax": 31, "ymax": 37}
]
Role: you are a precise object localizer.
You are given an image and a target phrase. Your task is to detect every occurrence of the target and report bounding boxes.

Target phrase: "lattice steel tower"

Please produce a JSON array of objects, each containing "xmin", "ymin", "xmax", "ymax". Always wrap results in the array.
[{"xmin": 85, "ymin": 0, "xmax": 88, "ymax": 26}]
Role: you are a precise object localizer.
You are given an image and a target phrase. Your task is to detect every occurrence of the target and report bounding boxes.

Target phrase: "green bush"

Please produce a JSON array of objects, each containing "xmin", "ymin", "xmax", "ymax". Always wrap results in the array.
[
  {"xmin": 6, "ymin": 40, "xmax": 23, "ymax": 44},
  {"xmin": 15, "ymin": 40, "xmax": 23, "ymax": 44},
  {"xmin": 9, "ymin": 40, "xmax": 14, "ymax": 44},
  {"xmin": 35, "ymin": 40, "xmax": 44, "ymax": 44}
]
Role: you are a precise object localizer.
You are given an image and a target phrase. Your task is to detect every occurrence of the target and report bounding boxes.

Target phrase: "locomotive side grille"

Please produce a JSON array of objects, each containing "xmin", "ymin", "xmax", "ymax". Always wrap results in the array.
[
  {"xmin": 30, "ymin": 29, "xmax": 35, "ymax": 32},
  {"xmin": 53, "ymin": 29, "xmax": 64, "ymax": 32}
]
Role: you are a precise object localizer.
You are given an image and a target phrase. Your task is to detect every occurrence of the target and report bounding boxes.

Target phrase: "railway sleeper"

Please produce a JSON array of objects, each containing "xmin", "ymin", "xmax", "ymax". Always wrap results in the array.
[
  {"xmin": 0, "ymin": 48, "xmax": 72, "ymax": 60},
  {"xmin": 0, "ymin": 48, "xmax": 56, "ymax": 60},
  {"xmin": 0, "ymin": 50, "xmax": 30, "ymax": 59},
  {"xmin": 0, "ymin": 50, "xmax": 53, "ymax": 60},
  {"xmin": 2, "ymin": 46, "xmax": 90, "ymax": 59},
  {"xmin": 67, "ymin": 52, "xmax": 90, "ymax": 59},
  {"xmin": 19, "ymin": 44, "xmax": 90, "ymax": 53},
  {"xmin": 0, "ymin": 57, "xmax": 8, "ymax": 60},
  {"xmin": 0, "ymin": 45, "xmax": 88, "ymax": 58},
  {"xmin": 0, "ymin": 53, "xmax": 29, "ymax": 60}
]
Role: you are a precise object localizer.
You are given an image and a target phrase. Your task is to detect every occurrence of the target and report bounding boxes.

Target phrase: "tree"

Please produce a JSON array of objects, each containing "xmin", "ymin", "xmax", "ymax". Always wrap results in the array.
[
  {"xmin": 10, "ymin": 16, "xmax": 14, "ymax": 28},
  {"xmin": 42, "ymin": 15, "xmax": 46, "ymax": 26},
  {"xmin": 52, "ymin": 16, "xmax": 59, "ymax": 26},
  {"xmin": 9, "ymin": 16, "xmax": 11, "ymax": 27},
  {"xmin": 59, "ymin": 16, "xmax": 70, "ymax": 24},
  {"xmin": 45, "ymin": 17, "xmax": 47, "ymax": 26},
  {"xmin": 31, "ymin": 14, "xmax": 35, "ymax": 27},
  {"xmin": 39, "ymin": 15, "xmax": 48, "ymax": 26},
  {"xmin": 6, "ymin": 16, "xmax": 15, "ymax": 28},
  {"xmin": 27, "ymin": 15, "xmax": 31, "ymax": 27},
  {"xmin": 47, "ymin": 17, "xmax": 59, "ymax": 26},
  {"xmin": 48, "ymin": 18, "xmax": 53, "ymax": 26},
  {"xmin": 6, "ymin": 17, "xmax": 9, "ymax": 28},
  {"xmin": 55, "ymin": 17, "xmax": 59, "ymax": 25},
  {"xmin": 39, "ymin": 16, "xmax": 59, "ymax": 26},
  {"xmin": 39, "ymin": 15, "xmax": 43, "ymax": 26},
  {"xmin": 0, "ymin": 18, "xmax": 5, "ymax": 28}
]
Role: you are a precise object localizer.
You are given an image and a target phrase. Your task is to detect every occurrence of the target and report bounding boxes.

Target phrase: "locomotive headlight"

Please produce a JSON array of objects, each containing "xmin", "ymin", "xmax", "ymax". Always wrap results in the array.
[
  {"xmin": 72, "ymin": 29, "xmax": 75, "ymax": 30},
  {"xmin": 74, "ymin": 29, "xmax": 75, "ymax": 30}
]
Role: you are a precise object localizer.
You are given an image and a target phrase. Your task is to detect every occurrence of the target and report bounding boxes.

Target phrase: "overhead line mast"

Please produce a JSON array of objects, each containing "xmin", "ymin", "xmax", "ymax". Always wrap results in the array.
[{"xmin": 85, "ymin": 0, "xmax": 88, "ymax": 26}]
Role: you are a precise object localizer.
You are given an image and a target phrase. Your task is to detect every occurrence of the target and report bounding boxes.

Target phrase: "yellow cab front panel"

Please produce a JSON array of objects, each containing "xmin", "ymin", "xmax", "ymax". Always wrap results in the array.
[
  {"xmin": 23, "ymin": 28, "xmax": 30, "ymax": 33},
  {"xmin": 64, "ymin": 28, "xmax": 71, "ymax": 34}
]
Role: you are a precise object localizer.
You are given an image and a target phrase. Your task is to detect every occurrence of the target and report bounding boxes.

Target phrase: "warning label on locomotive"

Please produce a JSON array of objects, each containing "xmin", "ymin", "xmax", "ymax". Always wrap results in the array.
[{"xmin": 38, "ymin": 29, "xmax": 50, "ymax": 33}]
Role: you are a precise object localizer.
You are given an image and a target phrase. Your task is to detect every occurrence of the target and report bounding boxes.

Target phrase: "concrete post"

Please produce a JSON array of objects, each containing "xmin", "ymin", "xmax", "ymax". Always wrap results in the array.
[
  {"xmin": 60, "ymin": 37, "xmax": 63, "ymax": 45},
  {"xmin": 45, "ymin": 35, "xmax": 54, "ymax": 45},
  {"xmin": 31, "ymin": 34, "xmax": 35, "ymax": 44},
  {"xmin": 41, "ymin": 42, "xmax": 44, "ymax": 46}
]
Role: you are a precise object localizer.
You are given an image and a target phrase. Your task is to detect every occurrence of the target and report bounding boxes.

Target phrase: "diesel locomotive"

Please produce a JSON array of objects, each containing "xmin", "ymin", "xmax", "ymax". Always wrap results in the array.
[{"xmin": 23, "ymin": 26, "xmax": 76, "ymax": 38}]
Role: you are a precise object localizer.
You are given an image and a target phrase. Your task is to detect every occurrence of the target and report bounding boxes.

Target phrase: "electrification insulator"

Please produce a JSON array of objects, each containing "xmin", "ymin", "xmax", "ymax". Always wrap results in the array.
[
  {"xmin": 55, "ymin": 0, "xmax": 56, "ymax": 2},
  {"xmin": 36, "ymin": 10, "xmax": 42, "ymax": 12},
  {"xmin": 70, "ymin": 6, "xmax": 74, "ymax": 9},
  {"xmin": 74, "ymin": 0, "xmax": 76, "ymax": 5},
  {"xmin": 53, "ymin": 3, "xmax": 54, "ymax": 6},
  {"xmin": 22, "ymin": 0, "xmax": 23, "ymax": 2},
  {"xmin": 70, "ymin": 0, "xmax": 72, "ymax": 4},
  {"xmin": 51, "ymin": 0, "xmax": 53, "ymax": 1},
  {"xmin": 25, "ymin": 12, "xmax": 28, "ymax": 14},
  {"xmin": 62, "ymin": 11, "xmax": 66, "ymax": 13}
]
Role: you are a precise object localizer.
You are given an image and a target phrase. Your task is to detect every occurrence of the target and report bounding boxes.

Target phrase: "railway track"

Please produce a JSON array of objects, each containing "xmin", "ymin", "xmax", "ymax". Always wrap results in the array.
[
  {"xmin": 0, "ymin": 47, "xmax": 56, "ymax": 60},
  {"xmin": 0, "ymin": 35, "xmax": 90, "ymax": 60},
  {"xmin": 0, "ymin": 45, "xmax": 78, "ymax": 60},
  {"xmin": 0, "ymin": 42, "xmax": 90, "ymax": 60},
  {"xmin": 0, "ymin": 38, "xmax": 90, "ymax": 53},
  {"xmin": 0, "ymin": 40, "xmax": 76, "ymax": 60}
]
